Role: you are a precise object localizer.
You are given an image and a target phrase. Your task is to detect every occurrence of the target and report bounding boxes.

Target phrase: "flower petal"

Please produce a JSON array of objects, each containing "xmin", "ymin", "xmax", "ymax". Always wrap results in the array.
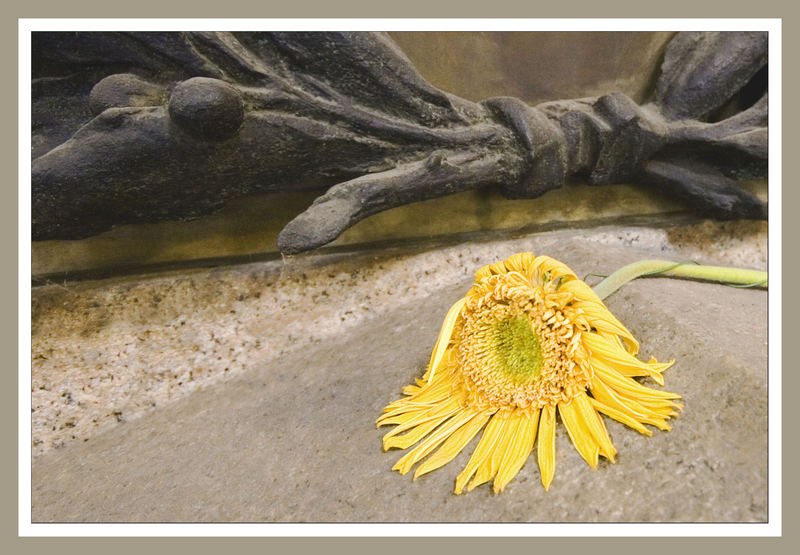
[
  {"xmin": 537, "ymin": 405, "xmax": 557, "ymax": 491},
  {"xmin": 591, "ymin": 356, "xmax": 681, "ymax": 400},
  {"xmin": 588, "ymin": 396, "xmax": 652, "ymax": 435},
  {"xmin": 413, "ymin": 411, "xmax": 493, "ymax": 480},
  {"xmin": 572, "ymin": 391, "xmax": 616, "ymax": 462},
  {"xmin": 493, "ymin": 409, "xmax": 539, "ymax": 493},
  {"xmin": 559, "ymin": 398, "xmax": 600, "ymax": 468},
  {"xmin": 426, "ymin": 297, "xmax": 467, "ymax": 384},
  {"xmin": 454, "ymin": 412, "xmax": 508, "ymax": 494},
  {"xmin": 393, "ymin": 409, "xmax": 480, "ymax": 475},
  {"xmin": 583, "ymin": 333, "xmax": 671, "ymax": 384},
  {"xmin": 590, "ymin": 377, "xmax": 679, "ymax": 431},
  {"xmin": 502, "ymin": 253, "xmax": 537, "ymax": 277},
  {"xmin": 532, "ymin": 256, "xmax": 578, "ymax": 283},
  {"xmin": 467, "ymin": 413, "xmax": 518, "ymax": 491},
  {"xmin": 382, "ymin": 397, "xmax": 462, "ymax": 450},
  {"xmin": 379, "ymin": 377, "xmax": 453, "ymax": 418}
]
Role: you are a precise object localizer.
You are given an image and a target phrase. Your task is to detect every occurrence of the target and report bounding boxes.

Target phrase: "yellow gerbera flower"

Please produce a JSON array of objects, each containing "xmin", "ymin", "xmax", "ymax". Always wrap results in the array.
[{"xmin": 377, "ymin": 252, "xmax": 681, "ymax": 493}]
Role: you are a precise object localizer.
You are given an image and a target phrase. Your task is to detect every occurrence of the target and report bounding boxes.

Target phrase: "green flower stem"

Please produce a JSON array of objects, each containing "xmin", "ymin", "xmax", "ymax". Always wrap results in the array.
[{"xmin": 592, "ymin": 260, "xmax": 768, "ymax": 301}]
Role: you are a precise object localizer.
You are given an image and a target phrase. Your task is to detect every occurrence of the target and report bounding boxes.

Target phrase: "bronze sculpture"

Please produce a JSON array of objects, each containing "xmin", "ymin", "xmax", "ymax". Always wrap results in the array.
[{"xmin": 31, "ymin": 31, "xmax": 767, "ymax": 254}]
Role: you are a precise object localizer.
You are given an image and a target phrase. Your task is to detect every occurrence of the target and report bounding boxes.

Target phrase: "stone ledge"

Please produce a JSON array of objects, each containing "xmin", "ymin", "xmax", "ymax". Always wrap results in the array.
[{"xmin": 31, "ymin": 219, "xmax": 767, "ymax": 522}]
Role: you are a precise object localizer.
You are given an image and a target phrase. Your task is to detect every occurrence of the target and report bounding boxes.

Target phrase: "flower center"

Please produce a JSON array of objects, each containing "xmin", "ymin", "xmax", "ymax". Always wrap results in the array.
[
  {"xmin": 453, "ymin": 273, "xmax": 592, "ymax": 411},
  {"xmin": 491, "ymin": 316, "xmax": 543, "ymax": 384}
]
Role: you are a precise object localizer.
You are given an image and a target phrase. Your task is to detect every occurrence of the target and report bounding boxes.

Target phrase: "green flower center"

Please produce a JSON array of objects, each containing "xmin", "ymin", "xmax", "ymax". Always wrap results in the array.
[{"xmin": 491, "ymin": 316, "xmax": 543, "ymax": 384}]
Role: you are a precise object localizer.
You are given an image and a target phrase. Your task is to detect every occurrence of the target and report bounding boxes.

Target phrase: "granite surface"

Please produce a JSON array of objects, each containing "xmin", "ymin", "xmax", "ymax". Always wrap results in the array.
[{"xmin": 30, "ymin": 220, "xmax": 768, "ymax": 522}]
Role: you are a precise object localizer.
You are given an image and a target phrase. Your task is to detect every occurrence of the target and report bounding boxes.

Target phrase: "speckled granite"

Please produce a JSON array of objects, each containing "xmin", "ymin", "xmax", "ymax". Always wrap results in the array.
[{"xmin": 30, "ymin": 219, "xmax": 767, "ymax": 522}]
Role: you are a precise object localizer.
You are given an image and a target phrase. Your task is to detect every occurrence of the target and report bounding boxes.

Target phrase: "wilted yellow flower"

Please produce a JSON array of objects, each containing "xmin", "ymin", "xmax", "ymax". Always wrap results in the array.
[{"xmin": 377, "ymin": 252, "xmax": 681, "ymax": 493}]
